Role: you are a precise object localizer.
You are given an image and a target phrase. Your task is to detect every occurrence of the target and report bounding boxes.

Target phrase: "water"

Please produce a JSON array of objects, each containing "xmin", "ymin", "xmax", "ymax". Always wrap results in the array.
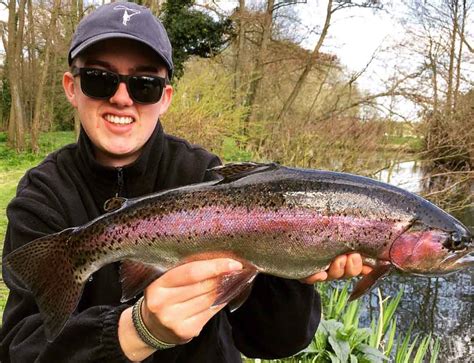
[{"xmin": 373, "ymin": 161, "xmax": 473, "ymax": 362}]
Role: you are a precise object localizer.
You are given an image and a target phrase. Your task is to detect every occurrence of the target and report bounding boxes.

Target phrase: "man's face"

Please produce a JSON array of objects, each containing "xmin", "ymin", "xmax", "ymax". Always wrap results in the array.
[{"xmin": 63, "ymin": 39, "xmax": 173, "ymax": 167}]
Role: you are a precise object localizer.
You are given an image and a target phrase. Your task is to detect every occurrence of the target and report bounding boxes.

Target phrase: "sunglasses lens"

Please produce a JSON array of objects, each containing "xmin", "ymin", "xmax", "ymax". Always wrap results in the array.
[
  {"xmin": 80, "ymin": 69, "xmax": 118, "ymax": 99},
  {"xmin": 129, "ymin": 76, "xmax": 163, "ymax": 104}
]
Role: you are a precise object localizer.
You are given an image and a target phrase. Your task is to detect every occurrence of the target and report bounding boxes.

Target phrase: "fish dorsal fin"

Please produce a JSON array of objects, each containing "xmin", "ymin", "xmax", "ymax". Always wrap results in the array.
[
  {"xmin": 103, "ymin": 197, "xmax": 128, "ymax": 212},
  {"xmin": 349, "ymin": 263, "xmax": 394, "ymax": 301},
  {"xmin": 120, "ymin": 260, "xmax": 165, "ymax": 302},
  {"xmin": 210, "ymin": 162, "xmax": 280, "ymax": 184}
]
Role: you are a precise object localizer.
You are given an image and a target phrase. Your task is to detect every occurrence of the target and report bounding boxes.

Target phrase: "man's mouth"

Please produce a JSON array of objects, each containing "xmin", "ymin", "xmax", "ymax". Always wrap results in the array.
[{"xmin": 104, "ymin": 114, "xmax": 135, "ymax": 125}]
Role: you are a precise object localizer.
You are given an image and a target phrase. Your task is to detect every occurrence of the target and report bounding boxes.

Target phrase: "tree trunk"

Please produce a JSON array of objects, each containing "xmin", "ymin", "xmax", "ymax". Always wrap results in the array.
[
  {"xmin": 31, "ymin": 0, "xmax": 62, "ymax": 153},
  {"xmin": 67, "ymin": 0, "xmax": 84, "ymax": 139},
  {"xmin": 243, "ymin": 0, "xmax": 275, "ymax": 128},
  {"xmin": 445, "ymin": 0, "xmax": 459, "ymax": 114},
  {"xmin": 276, "ymin": 0, "xmax": 333, "ymax": 122},
  {"xmin": 233, "ymin": 0, "xmax": 246, "ymax": 103},
  {"xmin": 428, "ymin": 37, "xmax": 439, "ymax": 113},
  {"xmin": 6, "ymin": 0, "xmax": 27, "ymax": 151},
  {"xmin": 453, "ymin": 0, "xmax": 466, "ymax": 109},
  {"xmin": 26, "ymin": 0, "xmax": 36, "ymax": 124}
]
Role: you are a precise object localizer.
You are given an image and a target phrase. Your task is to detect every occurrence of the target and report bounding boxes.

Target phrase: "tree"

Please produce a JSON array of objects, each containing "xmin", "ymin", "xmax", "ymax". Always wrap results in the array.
[
  {"xmin": 160, "ymin": 0, "xmax": 232, "ymax": 79},
  {"xmin": 405, "ymin": 0, "xmax": 473, "ymax": 169},
  {"xmin": 6, "ymin": 0, "xmax": 27, "ymax": 151},
  {"xmin": 31, "ymin": 0, "xmax": 62, "ymax": 153}
]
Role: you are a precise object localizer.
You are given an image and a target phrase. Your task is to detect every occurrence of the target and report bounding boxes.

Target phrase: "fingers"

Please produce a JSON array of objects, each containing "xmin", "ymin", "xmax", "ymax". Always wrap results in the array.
[
  {"xmin": 362, "ymin": 265, "xmax": 374, "ymax": 275},
  {"xmin": 300, "ymin": 271, "xmax": 328, "ymax": 284},
  {"xmin": 148, "ymin": 277, "xmax": 217, "ymax": 307},
  {"xmin": 327, "ymin": 253, "xmax": 363, "ymax": 280},
  {"xmin": 140, "ymin": 258, "xmax": 243, "ymax": 344},
  {"xmin": 326, "ymin": 254, "xmax": 348, "ymax": 280},
  {"xmin": 301, "ymin": 253, "xmax": 373, "ymax": 284},
  {"xmin": 158, "ymin": 258, "xmax": 243, "ymax": 287}
]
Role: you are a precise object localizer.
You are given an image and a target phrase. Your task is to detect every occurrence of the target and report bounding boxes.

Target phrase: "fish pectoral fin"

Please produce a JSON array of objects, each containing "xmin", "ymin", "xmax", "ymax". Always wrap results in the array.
[
  {"xmin": 349, "ymin": 263, "xmax": 394, "ymax": 301},
  {"xmin": 209, "ymin": 162, "xmax": 280, "ymax": 184},
  {"xmin": 103, "ymin": 197, "xmax": 128, "ymax": 212},
  {"xmin": 213, "ymin": 267, "xmax": 258, "ymax": 311},
  {"xmin": 120, "ymin": 260, "xmax": 164, "ymax": 302}
]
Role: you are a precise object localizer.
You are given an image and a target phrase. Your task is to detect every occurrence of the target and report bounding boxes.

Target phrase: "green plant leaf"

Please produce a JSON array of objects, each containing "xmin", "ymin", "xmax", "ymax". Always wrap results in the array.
[
  {"xmin": 321, "ymin": 319, "xmax": 344, "ymax": 335},
  {"xmin": 429, "ymin": 338, "xmax": 441, "ymax": 363},
  {"xmin": 329, "ymin": 352, "xmax": 342, "ymax": 363},
  {"xmin": 328, "ymin": 335, "xmax": 350, "ymax": 362},
  {"xmin": 384, "ymin": 319, "xmax": 397, "ymax": 355},
  {"xmin": 413, "ymin": 334, "xmax": 431, "ymax": 363},
  {"xmin": 358, "ymin": 344, "xmax": 389, "ymax": 362}
]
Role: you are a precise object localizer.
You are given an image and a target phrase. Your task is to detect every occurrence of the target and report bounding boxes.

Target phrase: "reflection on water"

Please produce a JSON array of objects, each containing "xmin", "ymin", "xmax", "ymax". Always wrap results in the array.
[
  {"xmin": 373, "ymin": 161, "xmax": 473, "ymax": 362},
  {"xmin": 376, "ymin": 160, "xmax": 424, "ymax": 193}
]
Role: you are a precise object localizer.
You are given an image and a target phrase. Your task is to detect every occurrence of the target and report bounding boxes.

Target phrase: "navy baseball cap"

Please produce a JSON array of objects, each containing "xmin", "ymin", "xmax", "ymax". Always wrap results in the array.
[{"xmin": 68, "ymin": 2, "xmax": 173, "ymax": 77}]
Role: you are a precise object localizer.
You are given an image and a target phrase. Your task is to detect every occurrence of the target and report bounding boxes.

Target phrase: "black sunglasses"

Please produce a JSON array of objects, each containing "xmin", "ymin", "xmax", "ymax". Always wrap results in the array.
[{"xmin": 72, "ymin": 67, "xmax": 166, "ymax": 104}]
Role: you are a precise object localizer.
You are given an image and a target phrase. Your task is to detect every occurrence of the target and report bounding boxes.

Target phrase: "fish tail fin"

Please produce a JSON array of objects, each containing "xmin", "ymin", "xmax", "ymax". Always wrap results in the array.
[{"xmin": 4, "ymin": 228, "xmax": 83, "ymax": 341}]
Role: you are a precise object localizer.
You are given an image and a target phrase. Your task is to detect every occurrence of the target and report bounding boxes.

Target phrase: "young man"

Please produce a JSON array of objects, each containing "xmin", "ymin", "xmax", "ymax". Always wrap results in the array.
[{"xmin": 0, "ymin": 2, "xmax": 370, "ymax": 362}]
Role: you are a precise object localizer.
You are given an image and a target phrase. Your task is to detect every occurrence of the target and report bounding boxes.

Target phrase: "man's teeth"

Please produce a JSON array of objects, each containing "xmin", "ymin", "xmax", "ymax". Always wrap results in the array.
[{"xmin": 105, "ymin": 114, "xmax": 134, "ymax": 125}]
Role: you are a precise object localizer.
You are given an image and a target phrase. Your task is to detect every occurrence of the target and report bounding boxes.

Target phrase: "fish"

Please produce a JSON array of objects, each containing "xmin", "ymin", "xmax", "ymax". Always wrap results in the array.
[{"xmin": 4, "ymin": 162, "xmax": 473, "ymax": 341}]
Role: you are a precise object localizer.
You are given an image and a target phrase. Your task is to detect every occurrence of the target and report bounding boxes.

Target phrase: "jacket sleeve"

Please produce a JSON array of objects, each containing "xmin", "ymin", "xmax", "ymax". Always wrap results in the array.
[
  {"xmin": 227, "ymin": 274, "xmax": 321, "ymax": 359},
  {"xmin": 0, "ymin": 174, "xmax": 132, "ymax": 363}
]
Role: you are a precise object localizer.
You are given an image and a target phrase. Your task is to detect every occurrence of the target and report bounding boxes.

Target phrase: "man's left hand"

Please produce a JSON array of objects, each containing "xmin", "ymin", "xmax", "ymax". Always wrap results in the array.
[{"xmin": 301, "ymin": 253, "xmax": 373, "ymax": 284}]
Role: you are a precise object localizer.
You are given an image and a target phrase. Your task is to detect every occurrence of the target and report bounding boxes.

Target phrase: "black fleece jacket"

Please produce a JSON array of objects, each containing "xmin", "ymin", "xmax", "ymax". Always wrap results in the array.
[{"xmin": 0, "ymin": 122, "xmax": 321, "ymax": 363}]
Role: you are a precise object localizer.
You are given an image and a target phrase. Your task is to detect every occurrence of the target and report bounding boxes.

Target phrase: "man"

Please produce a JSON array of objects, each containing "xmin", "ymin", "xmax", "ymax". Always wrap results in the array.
[{"xmin": 0, "ymin": 2, "xmax": 370, "ymax": 362}]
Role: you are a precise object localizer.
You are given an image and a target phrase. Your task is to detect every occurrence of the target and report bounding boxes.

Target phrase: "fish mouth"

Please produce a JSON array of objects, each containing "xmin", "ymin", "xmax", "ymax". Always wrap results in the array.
[
  {"xmin": 441, "ymin": 248, "xmax": 474, "ymax": 269},
  {"xmin": 453, "ymin": 250, "xmax": 474, "ymax": 267}
]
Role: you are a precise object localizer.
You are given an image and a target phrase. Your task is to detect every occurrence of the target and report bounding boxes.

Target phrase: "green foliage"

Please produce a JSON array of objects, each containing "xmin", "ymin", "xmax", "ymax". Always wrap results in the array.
[
  {"xmin": 0, "ymin": 131, "xmax": 76, "ymax": 171},
  {"xmin": 161, "ymin": 0, "xmax": 232, "ymax": 79},
  {"xmin": 162, "ymin": 57, "xmax": 250, "ymax": 161},
  {"xmin": 243, "ymin": 284, "xmax": 439, "ymax": 363}
]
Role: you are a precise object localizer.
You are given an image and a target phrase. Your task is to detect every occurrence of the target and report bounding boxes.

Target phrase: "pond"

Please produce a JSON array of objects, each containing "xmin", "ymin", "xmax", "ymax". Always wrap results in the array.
[{"xmin": 371, "ymin": 161, "xmax": 473, "ymax": 362}]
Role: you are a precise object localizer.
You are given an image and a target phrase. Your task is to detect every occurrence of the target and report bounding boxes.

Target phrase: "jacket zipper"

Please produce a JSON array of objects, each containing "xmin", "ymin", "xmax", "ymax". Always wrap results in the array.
[{"xmin": 116, "ymin": 167, "xmax": 124, "ymax": 197}]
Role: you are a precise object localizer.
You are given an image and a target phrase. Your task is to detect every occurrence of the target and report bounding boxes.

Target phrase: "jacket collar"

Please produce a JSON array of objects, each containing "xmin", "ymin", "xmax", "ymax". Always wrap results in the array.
[{"xmin": 75, "ymin": 121, "xmax": 165, "ymax": 208}]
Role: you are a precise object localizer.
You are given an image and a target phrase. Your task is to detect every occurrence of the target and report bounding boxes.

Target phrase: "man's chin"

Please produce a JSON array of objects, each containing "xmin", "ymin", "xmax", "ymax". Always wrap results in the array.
[{"xmin": 95, "ymin": 146, "xmax": 142, "ymax": 167}]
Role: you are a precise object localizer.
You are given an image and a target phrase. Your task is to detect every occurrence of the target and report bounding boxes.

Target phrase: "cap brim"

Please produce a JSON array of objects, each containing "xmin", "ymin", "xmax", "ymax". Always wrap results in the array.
[{"xmin": 69, "ymin": 33, "xmax": 173, "ymax": 77}]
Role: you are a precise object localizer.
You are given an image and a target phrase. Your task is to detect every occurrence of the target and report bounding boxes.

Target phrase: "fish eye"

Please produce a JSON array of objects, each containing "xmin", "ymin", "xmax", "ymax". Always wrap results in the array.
[{"xmin": 445, "ymin": 232, "xmax": 467, "ymax": 251}]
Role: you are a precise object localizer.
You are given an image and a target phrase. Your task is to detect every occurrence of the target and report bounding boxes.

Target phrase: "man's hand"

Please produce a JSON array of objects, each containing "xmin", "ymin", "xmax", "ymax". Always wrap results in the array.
[
  {"xmin": 301, "ymin": 253, "xmax": 373, "ymax": 284},
  {"xmin": 141, "ymin": 258, "xmax": 243, "ymax": 345}
]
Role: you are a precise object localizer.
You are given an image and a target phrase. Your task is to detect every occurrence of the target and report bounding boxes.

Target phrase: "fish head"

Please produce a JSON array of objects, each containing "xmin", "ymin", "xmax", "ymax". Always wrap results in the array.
[{"xmin": 389, "ymin": 214, "xmax": 473, "ymax": 275}]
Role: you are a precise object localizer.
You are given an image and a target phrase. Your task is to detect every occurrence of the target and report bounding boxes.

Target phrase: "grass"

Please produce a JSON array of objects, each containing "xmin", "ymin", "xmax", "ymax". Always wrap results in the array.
[
  {"xmin": 382, "ymin": 135, "xmax": 424, "ymax": 153},
  {"xmin": 0, "ymin": 131, "xmax": 76, "ymax": 316}
]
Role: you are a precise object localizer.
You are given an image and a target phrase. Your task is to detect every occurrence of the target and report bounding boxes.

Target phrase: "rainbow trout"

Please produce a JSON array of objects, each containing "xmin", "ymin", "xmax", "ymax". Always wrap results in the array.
[{"xmin": 4, "ymin": 163, "xmax": 473, "ymax": 340}]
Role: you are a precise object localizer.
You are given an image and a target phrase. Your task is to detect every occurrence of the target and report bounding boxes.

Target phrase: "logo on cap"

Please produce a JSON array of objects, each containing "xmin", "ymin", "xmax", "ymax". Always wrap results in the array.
[{"xmin": 113, "ymin": 5, "xmax": 141, "ymax": 26}]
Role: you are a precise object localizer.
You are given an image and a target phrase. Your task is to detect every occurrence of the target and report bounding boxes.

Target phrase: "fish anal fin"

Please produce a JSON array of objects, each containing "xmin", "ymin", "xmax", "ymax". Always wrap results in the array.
[
  {"xmin": 349, "ymin": 263, "xmax": 393, "ymax": 301},
  {"xmin": 213, "ymin": 267, "xmax": 258, "ymax": 311},
  {"xmin": 209, "ymin": 162, "xmax": 280, "ymax": 184},
  {"xmin": 120, "ymin": 260, "xmax": 164, "ymax": 302},
  {"xmin": 103, "ymin": 197, "xmax": 128, "ymax": 212}
]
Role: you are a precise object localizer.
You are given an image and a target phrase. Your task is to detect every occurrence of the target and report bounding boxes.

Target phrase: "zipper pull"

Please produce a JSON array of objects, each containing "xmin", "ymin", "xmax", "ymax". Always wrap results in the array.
[{"xmin": 116, "ymin": 167, "xmax": 124, "ymax": 197}]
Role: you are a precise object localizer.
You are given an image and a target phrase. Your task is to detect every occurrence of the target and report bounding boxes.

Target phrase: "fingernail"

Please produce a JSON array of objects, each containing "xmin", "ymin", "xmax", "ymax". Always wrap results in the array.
[{"xmin": 228, "ymin": 260, "xmax": 243, "ymax": 270}]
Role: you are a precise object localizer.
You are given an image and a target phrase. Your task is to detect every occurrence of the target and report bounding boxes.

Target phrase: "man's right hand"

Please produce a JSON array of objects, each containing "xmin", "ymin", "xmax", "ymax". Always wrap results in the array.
[
  {"xmin": 141, "ymin": 258, "xmax": 243, "ymax": 344},
  {"xmin": 118, "ymin": 258, "xmax": 243, "ymax": 361}
]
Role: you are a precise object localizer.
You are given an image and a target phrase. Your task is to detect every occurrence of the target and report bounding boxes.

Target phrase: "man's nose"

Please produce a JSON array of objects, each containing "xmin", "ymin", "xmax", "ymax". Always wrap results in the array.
[{"xmin": 109, "ymin": 82, "xmax": 134, "ymax": 106}]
